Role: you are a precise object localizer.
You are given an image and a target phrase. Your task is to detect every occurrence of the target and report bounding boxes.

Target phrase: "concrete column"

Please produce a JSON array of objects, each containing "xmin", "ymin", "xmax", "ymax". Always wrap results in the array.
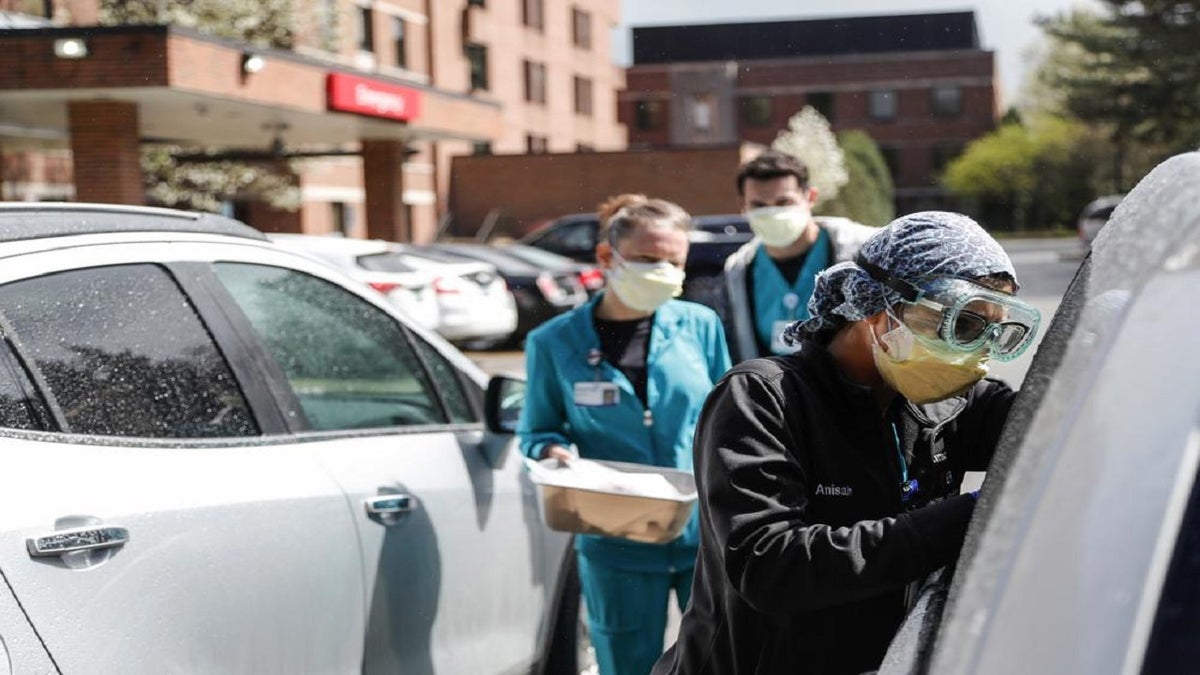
[
  {"xmin": 361, "ymin": 138, "xmax": 410, "ymax": 242},
  {"xmin": 67, "ymin": 100, "xmax": 143, "ymax": 205}
]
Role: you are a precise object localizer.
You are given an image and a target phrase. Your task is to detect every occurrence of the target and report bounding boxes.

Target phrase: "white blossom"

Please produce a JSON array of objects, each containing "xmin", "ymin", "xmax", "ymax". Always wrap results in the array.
[{"xmin": 771, "ymin": 106, "xmax": 849, "ymax": 202}]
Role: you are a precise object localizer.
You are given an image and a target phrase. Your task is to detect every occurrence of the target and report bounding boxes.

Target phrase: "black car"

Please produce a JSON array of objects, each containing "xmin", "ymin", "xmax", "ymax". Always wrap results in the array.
[
  {"xmin": 493, "ymin": 243, "xmax": 605, "ymax": 296},
  {"xmin": 418, "ymin": 242, "xmax": 588, "ymax": 344},
  {"xmin": 518, "ymin": 213, "xmax": 751, "ymax": 312}
]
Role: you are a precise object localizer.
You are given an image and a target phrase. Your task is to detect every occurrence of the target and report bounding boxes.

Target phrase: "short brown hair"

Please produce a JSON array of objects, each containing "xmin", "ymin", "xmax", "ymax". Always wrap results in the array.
[
  {"xmin": 596, "ymin": 193, "xmax": 691, "ymax": 245},
  {"xmin": 736, "ymin": 150, "xmax": 810, "ymax": 196}
]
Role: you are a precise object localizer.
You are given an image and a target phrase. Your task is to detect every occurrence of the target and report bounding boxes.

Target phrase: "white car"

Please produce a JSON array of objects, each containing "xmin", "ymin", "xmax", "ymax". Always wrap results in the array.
[
  {"xmin": 0, "ymin": 203, "xmax": 580, "ymax": 674},
  {"xmin": 269, "ymin": 233, "xmax": 441, "ymax": 330},
  {"xmin": 269, "ymin": 233, "xmax": 518, "ymax": 347}
]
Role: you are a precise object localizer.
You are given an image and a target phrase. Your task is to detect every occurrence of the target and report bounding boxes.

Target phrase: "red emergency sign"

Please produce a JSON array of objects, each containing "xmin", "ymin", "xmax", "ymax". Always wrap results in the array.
[{"xmin": 326, "ymin": 73, "xmax": 422, "ymax": 122}]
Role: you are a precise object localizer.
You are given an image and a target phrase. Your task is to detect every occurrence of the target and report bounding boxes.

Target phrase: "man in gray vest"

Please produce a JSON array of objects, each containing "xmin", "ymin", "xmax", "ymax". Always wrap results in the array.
[{"xmin": 723, "ymin": 150, "xmax": 875, "ymax": 362}]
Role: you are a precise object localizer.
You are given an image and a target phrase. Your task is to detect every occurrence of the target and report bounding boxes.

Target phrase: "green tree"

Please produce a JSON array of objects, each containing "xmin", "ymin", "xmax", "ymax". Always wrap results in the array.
[
  {"xmin": 817, "ymin": 130, "xmax": 894, "ymax": 227},
  {"xmin": 942, "ymin": 116, "xmax": 1097, "ymax": 231},
  {"xmin": 1036, "ymin": 2, "xmax": 1200, "ymax": 187}
]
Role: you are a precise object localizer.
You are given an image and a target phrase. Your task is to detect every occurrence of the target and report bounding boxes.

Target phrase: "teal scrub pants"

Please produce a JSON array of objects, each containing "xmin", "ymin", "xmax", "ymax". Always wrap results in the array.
[{"xmin": 577, "ymin": 553, "xmax": 694, "ymax": 675}]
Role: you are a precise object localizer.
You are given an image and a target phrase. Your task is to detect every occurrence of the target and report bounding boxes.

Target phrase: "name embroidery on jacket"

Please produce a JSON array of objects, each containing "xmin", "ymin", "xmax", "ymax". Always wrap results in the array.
[{"xmin": 814, "ymin": 483, "xmax": 853, "ymax": 497}]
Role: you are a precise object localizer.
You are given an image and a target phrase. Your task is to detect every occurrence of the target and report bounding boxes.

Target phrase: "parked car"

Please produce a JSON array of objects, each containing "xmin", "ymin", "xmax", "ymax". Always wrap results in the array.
[
  {"xmin": 419, "ymin": 242, "xmax": 588, "ymax": 344},
  {"xmin": 520, "ymin": 212, "xmax": 601, "ymax": 263},
  {"xmin": 0, "ymin": 202, "xmax": 582, "ymax": 674},
  {"xmin": 875, "ymin": 154, "xmax": 1200, "ymax": 673},
  {"xmin": 499, "ymin": 242, "xmax": 606, "ymax": 295},
  {"xmin": 1076, "ymin": 194, "xmax": 1124, "ymax": 249},
  {"xmin": 518, "ymin": 212, "xmax": 752, "ymax": 312},
  {"xmin": 267, "ymin": 233, "xmax": 440, "ymax": 330},
  {"xmin": 269, "ymin": 233, "xmax": 517, "ymax": 348}
]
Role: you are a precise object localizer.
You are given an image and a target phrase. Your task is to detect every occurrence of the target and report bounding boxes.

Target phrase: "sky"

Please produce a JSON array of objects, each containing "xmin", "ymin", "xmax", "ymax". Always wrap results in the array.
[{"xmin": 616, "ymin": 0, "xmax": 1101, "ymax": 106}]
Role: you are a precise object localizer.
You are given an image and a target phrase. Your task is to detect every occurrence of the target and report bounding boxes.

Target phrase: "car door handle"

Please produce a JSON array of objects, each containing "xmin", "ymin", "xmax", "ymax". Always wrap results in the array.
[
  {"xmin": 26, "ymin": 526, "xmax": 129, "ymax": 558},
  {"xmin": 364, "ymin": 495, "xmax": 417, "ymax": 516}
]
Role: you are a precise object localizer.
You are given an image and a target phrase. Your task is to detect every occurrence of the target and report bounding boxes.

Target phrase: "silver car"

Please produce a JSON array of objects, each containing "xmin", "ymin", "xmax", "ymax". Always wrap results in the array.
[
  {"xmin": 881, "ymin": 153, "xmax": 1200, "ymax": 673},
  {"xmin": 268, "ymin": 233, "xmax": 519, "ymax": 347},
  {"xmin": 0, "ymin": 203, "xmax": 578, "ymax": 674}
]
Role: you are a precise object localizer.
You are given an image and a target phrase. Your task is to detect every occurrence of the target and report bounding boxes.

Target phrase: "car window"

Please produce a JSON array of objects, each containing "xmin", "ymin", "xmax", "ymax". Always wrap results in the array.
[
  {"xmin": 408, "ymin": 335, "xmax": 477, "ymax": 424},
  {"xmin": 1139, "ymin": 446, "xmax": 1200, "ymax": 674},
  {"xmin": 0, "ymin": 339, "xmax": 50, "ymax": 431},
  {"xmin": 357, "ymin": 252, "xmax": 419, "ymax": 273},
  {"xmin": 0, "ymin": 265, "xmax": 258, "ymax": 438},
  {"xmin": 535, "ymin": 220, "xmax": 597, "ymax": 254},
  {"xmin": 212, "ymin": 263, "xmax": 446, "ymax": 430}
]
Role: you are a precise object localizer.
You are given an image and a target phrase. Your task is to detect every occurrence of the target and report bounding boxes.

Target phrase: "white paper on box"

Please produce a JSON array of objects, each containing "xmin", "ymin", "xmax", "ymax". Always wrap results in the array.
[{"xmin": 525, "ymin": 458, "xmax": 695, "ymax": 501}]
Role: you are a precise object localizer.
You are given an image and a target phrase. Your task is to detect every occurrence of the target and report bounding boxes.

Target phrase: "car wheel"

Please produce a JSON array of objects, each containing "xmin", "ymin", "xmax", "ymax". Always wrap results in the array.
[{"xmin": 543, "ymin": 558, "xmax": 599, "ymax": 675}]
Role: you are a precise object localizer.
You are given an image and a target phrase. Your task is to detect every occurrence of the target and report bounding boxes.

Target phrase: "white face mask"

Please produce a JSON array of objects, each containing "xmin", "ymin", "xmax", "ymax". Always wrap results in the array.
[
  {"xmin": 746, "ymin": 204, "xmax": 811, "ymax": 248},
  {"xmin": 607, "ymin": 253, "xmax": 685, "ymax": 312}
]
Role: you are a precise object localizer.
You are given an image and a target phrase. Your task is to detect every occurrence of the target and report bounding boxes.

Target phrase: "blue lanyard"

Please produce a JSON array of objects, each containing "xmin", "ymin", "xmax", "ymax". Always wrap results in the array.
[{"xmin": 891, "ymin": 422, "xmax": 907, "ymax": 483}]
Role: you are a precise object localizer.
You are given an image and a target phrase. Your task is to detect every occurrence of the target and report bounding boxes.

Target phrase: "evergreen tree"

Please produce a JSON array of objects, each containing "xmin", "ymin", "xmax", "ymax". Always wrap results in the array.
[
  {"xmin": 817, "ymin": 131, "xmax": 894, "ymax": 227},
  {"xmin": 1037, "ymin": 2, "xmax": 1200, "ymax": 175}
]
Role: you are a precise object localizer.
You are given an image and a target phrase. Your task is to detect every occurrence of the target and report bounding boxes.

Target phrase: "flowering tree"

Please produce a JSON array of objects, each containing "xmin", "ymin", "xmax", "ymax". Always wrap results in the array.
[
  {"xmin": 771, "ymin": 106, "xmax": 849, "ymax": 203},
  {"xmin": 98, "ymin": 0, "xmax": 323, "ymax": 212},
  {"xmin": 99, "ymin": 0, "xmax": 301, "ymax": 48}
]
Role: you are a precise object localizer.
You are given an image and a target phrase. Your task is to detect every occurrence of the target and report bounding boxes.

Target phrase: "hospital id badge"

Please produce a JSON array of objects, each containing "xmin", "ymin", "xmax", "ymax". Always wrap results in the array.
[
  {"xmin": 771, "ymin": 320, "xmax": 801, "ymax": 355},
  {"xmin": 574, "ymin": 382, "xmax": 620, "ymax": 407}
]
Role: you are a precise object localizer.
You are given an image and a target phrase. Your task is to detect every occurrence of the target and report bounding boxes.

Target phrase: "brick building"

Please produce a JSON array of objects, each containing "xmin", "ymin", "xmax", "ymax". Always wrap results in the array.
[
  {"xmin": 618, "ymin": 12, "xmax": 1000, "ymax": 214},
  {"xmin": 0, "ymin": 0, "xmax": 624, "ymax": 241}
]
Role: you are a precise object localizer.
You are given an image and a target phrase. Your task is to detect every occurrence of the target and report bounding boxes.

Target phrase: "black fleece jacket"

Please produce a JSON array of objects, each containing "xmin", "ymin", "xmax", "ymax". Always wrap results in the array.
[{"xmin": 654, "ymin": 340, "xmax": 1014, "ymax": 675}]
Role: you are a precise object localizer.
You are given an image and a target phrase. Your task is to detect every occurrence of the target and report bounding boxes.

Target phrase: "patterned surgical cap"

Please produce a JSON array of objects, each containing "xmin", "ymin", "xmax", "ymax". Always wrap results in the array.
[{"xmin": 784, "ymin": 211, "xmax": 1018, "ymax": 343}]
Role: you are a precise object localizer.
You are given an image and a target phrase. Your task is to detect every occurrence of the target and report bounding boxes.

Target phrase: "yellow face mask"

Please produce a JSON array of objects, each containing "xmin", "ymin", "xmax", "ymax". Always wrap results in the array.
[{"xmin": 871, "ymin": 313, "xmax": 989, "ymax": 404}]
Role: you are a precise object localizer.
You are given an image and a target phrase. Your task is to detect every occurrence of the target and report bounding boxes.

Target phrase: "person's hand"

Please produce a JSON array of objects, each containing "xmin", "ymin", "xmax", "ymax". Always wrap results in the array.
[{"xmin": 541, "ymin": 444, "xmax": 575, "ymax": 463}]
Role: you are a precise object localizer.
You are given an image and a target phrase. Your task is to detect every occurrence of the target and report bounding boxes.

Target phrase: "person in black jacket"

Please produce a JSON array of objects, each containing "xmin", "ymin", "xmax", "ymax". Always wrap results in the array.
[{"xmin": 654, "ymin": 211, "xmax": 1042, "ymax": 675}]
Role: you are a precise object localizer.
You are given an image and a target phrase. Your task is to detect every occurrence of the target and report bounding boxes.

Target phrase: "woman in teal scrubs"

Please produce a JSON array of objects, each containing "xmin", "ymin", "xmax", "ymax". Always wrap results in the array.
[{"xmin": 519, "ymin": 195, "xmax": 731, "ymax": 675}]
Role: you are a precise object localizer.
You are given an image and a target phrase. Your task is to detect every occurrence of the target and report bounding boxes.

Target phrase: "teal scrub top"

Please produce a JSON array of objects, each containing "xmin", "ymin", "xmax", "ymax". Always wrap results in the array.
[
  {"xmin": 752, "ymin": 227, "xmax": 831, "ymax": 354},
  {"xmin": 518, "ymin": 293, "xmax": 731, "ymax": 572}
]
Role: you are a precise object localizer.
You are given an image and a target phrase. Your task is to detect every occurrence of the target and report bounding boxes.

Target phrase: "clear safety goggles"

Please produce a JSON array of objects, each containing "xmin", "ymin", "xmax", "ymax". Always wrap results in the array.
[{"xmin": 858, "ymin": 256, "xmax": 1041, "ymax": 362}]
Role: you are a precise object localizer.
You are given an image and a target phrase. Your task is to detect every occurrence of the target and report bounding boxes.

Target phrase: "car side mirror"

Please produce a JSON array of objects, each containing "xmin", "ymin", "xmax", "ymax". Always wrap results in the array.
[{"xmin": 485, "ymin": 374, "xmax": 525, "ymax": 434}]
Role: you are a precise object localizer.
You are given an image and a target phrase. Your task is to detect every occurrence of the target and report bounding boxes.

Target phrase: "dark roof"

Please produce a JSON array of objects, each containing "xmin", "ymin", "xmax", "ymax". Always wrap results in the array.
[
  {"xmin": 632, "ymin": 11, "xmax": 980, "ymax": 65},
  {"xmin": 0, "ymin": 203, "xmax": 267, "ymax": 243}
]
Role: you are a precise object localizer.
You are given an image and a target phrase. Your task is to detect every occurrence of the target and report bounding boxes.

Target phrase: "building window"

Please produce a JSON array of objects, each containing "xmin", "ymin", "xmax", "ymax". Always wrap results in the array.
[
  {"xmin": 574, "ymin": 76, "xmax": 593, "ymax": 116},
  {"xmin": 879, "ymin": 146, "xmax": 901, "ymax": 181},
  {"xmin": 526, "ymin": 134, "xmax": 548, "ymax": 154},
  {"xmin": 931, "ymin": 86, "xmax": 963, "ymax": 117},
  {"xmin": 690, "ymin": 94, "xmax": 714, "ymax": 132},
  {"xmin": 522, "ymin": 0, "xmax": 544, "ymax": 32},
  {"xmin": 572, "ymin": 8, "xmax": 592, "ymax": 49},
  {"xmin": 635, "ymin": 100, "xmax": 664, "ymax": 130},
  {"xmin": 11, "ymin": 1, "xmax": 53, "ymax": 18},
  {"xmin": 465, "ymin": 43, "xmax": 488, "ymax": 91},
  {"xmin": 472, "ymin": 141, "xmax": 492, "ymax": 155},
  {"xmin": 391, "ymin": 17, "xmax": 406, "ymax": 69},
  {"xmin": 931, "ymin": 144, "xmax": 963, "ymax": 177},
  {"xmin": 576, "ymin": 143, "xmax": 595, "ymax": 152},
  {"xmin": 807, "ymin": 91, "xmax": 834, "ymax": 122},
  {"xmin": 357, "ymin": 5, "xmax": 374, "ymax": 53},
  {"xmin": 869, "ymin": 89, "xmax": 897, "ymax": 121},
  {"xmin": 524, "ymin": 60, "xmax": 547, "ymax": 104},
  {"xmin": 467, "ymin": 0, "xmax": 485, "ymax": 5},
  {"xmin": 741, "ymin": 96, "xmax": 773, "ymax": 127},
  {"xmin": 332, "ymin": 202, "xmax": 355, "ymax": 236}
]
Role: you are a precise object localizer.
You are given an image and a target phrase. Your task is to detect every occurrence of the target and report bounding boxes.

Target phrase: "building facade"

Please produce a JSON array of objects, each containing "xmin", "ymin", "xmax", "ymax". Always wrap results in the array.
[
  {"xmin": 0, "ymin": 0, "xmax": 624, "ymax": 241},
  {"xmin": 618, "ymin": 12, "xmax": 999, "ymax": 214}
]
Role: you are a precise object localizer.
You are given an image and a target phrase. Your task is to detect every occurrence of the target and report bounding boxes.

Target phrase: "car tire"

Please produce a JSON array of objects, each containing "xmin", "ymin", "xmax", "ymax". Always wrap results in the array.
[{"xmin": 543, "ymin": 556, "xmax": 598, "ymax": 675}]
